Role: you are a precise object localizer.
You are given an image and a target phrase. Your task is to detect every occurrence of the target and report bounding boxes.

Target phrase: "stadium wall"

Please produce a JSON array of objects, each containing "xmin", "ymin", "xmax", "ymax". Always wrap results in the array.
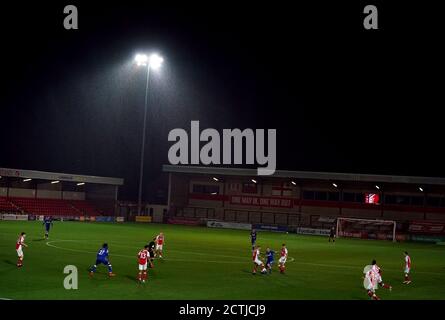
[{"xmin": 8, "ymin": 188, "xmax": 35, "ymax": 198}]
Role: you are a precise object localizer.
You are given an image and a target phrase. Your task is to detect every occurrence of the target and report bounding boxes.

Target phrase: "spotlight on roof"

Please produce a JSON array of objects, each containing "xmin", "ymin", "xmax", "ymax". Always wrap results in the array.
[
  {"xmin": 375, "ymin": 185, "xmax": 380, "ymax": 190},
  {"xmin": 211, "ymin": 192, "xmax": 217, "ymax": 195},
  {"xmin": 212, "ymin": 177, "xmax": 219, "ymax": 182},
  {"xmin": 251, "ymin": 179, "xmax": 257, "ymax": 184},
  {"xmin": 332, "ymin": 183, "xmax": 338, "ymax": 188},
  {"xmin": 77, "ymin": 182, "xmax": 85, "ymax": 186},
  {"xmin": 291, "ymin": 181, "xmax": 297, "ymax": 186},
  {"xmin": 419, "ymin": 187, "xmax": 424, "ymax": 192},
  {"xmin": 23, "ymin": 178, "xmax": 32, "ymax": 182},
  {"xmin": 51, "ymin": 180, "xmax": 60, "ymax": 184}
]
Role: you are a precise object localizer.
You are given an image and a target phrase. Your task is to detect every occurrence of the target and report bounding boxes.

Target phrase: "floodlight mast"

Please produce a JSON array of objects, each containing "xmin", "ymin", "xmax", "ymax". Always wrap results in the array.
[{"xmin": 134, "ymin": 53, "xmax": 163, "ymax": 216}]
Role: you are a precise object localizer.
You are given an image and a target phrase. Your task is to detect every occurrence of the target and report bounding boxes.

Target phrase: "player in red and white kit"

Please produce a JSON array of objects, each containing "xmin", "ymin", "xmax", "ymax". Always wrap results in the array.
[
  {"xmin": 278, "ymin": 244, "xmax": 288, "ymax": 274},
  {"xmin": 155, "ymin": 232, "xmax": 165, "ymax": 258},
  {"xmin": 252, "ymin": 245, "xmax": 266, "ymax": 275},
  {"xmin": 16, "ymin": 232, "xmax": 28, "ymax": 267},
  {"xmin": 363, "ymin": 268, "xmax": 380, "ymax": 300},
  {"xmin": 137, "ymin": 245, "xmax": 150, "ymax": 283},
  {"xmin": 403, "ymin": 251, "xmax": 412, "ymax": 284},
  {"xmin": 371, "ymin": 260, "xmax": 392, "ymax": 291}
]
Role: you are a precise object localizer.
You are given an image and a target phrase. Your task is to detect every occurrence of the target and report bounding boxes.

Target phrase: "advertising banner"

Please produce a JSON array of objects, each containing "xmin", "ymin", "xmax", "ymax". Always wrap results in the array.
[
  {"xmin": 296, "ymin": 227, "xmax": 330, "ymax": 236},
  {"xmin": 1, "ymin": 214, "xmax": 29, "ymax": 221},
  {"xmin": 116, "ymin": 217, "xmax": 125, "ymax": 222},
  {"xmin": 253, "ymin": 224, "xmax": 288, "ymax": 232},
  {"xmin": 206, "ymin": 220, "xmax": 252, "ymax": 230},
  {"xmin": 95, "ymin": 216, "xmax": 114, "ymax": 222},
  {"xmin": 230, "ymin": 196, "xmax": 293, "ymax": 208},
  {"xmin": 408, "ymin": 221, "xmax": 445, "ymax": 235},
  {"xmin": 135, "ymin": 216, "xmax": 152, "ymax": 223}
]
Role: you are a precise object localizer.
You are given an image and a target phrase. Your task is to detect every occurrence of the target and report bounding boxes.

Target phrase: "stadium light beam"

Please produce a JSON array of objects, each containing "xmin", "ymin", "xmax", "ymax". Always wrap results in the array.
[
  {"xmin": 419, "ymin": 187, "xmax": 424, "ymax": 192},
  {"xmin": 212, "ymin": 177, "xmax": 219, "ymax": 182},
  {"xmin": 332, "ymin": 183, "xmax": 338, "ymax": 188},
  {"xmin": 134, "ymin": 52, "xmax": 164, "ymax": 215},
  {"xmin": 77, "ymin": 182, "xmax": 85, "ymax": 186},
  {"xmin": 251, "ymin": 179, "xmax": 257, "ymax": 184},
  {"xmin": 51, "ymin": 180, "xmax": 60, "ymax": 184},
  {"xmin": 291, "ymin": 181, "xmax": 296, "ymax": 186},
  {"xmin": 375, "ymin": 185, "xmax": 380, "ymax": 190},
  {"xmin": 23, "ymin": 178, "xmax": 32, "ymax": 182}
]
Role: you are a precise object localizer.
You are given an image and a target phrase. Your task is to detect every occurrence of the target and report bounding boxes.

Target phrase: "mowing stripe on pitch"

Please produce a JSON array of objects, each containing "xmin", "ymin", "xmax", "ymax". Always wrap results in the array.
[{"xmin": 46, "ymin": 240, "xmax": 294, "ymax": 265}]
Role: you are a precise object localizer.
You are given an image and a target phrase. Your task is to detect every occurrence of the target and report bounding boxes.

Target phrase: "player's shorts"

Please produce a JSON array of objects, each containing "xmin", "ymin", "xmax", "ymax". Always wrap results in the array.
[
  {"xmin": 96, "ymin": 259, "xmax": 110, "ymax": 266},
  {"xmin": 156, "ymin": 244, "xmax": 163, "ymax": 251},
  {"xmin": 405, "ymin": 267, "xmax": 410, "ymax": 274},
  {"xmin": 253, "ymin": 258, "xmax": 263, "ymax": 266},
  {"xmin": 279, "ymin": 256, "xmax": 287, "ymax": 264},
  {"xmin": 266, "ymin": 260, "xmax": 274, "ymax": 266},
  {"xmin": 363, "ymin": 277, "xmax": 377, "ymax": 291},
  {"xmin": 16, "ymin": 247, "xmax": 23, "ymax": 257},
  {"xmin": 139, "ymin": 263, "xmax": 147, "ymax": 271}
]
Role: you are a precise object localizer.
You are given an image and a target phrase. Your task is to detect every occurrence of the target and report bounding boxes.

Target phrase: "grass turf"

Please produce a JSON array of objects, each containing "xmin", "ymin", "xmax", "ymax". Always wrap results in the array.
[{"xmin": 0, "ymin": 221, "xmax": 444, "ymax": 300}]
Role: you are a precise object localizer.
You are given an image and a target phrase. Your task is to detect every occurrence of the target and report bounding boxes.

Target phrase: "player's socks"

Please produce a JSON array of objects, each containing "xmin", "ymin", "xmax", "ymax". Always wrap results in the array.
[
  {"xmin": 382, "ymin": 283, "xmax": 391, "ymax": 290},
  {"xmin": 367, "ymin": 290, "xmax": 374, "ymax": 298},
  {"xmin": 143, "ymin": 271, "xmax": 147, "ymax": 281}
]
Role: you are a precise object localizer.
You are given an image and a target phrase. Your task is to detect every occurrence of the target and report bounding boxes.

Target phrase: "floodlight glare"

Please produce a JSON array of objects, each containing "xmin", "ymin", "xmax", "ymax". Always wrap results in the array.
[
  {"xmin": 148, "ymin": 53, "xmax": 163, "ymax": 70},
  {"xmin": 135, "ymin": 54, "xmax": 148, "ymax": 66}
]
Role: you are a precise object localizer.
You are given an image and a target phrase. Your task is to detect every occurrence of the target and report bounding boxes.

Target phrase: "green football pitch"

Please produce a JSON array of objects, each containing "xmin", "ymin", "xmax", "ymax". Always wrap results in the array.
[{"xmin": 0, "ymin": 220, "xmax": 444, "ymax": 300}]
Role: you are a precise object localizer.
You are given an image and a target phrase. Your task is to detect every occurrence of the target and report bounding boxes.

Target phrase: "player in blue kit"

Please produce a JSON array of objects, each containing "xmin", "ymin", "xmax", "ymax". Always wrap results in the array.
[
  {"xmin": 43, "ymin": 216, "xmax": 53, "ymax": 240},
  {"xmin": 265, "ymin": 248, "xmax": 275, "ymax": 274},
  {"xmin": 89, "ymin": 243, "xmax": 116, "ymax": 277},
  {"xmin": 250, "ymin": 229, "xmax": 257, "ymax": 250}
]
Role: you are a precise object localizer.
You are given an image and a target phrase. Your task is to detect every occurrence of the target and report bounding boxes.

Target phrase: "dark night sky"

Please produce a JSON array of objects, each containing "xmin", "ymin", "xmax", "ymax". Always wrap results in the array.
[{"xmin": 0, "ymin": 1, "xmax": 443, "ymax": 201}]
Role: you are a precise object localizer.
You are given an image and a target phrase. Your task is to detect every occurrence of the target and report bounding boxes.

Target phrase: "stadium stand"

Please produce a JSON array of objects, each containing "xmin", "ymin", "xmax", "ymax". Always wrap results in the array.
[
  {"xmin": 0, "ymin": 197, "xmax": 102, "ymax": 216},
  {"xmin": 70, "ymin": 200, "xmax": 101, "ymax": 216},
  {"xmin": 0, "ymin": 197, "xmax": 21, "ymax": 213}
]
